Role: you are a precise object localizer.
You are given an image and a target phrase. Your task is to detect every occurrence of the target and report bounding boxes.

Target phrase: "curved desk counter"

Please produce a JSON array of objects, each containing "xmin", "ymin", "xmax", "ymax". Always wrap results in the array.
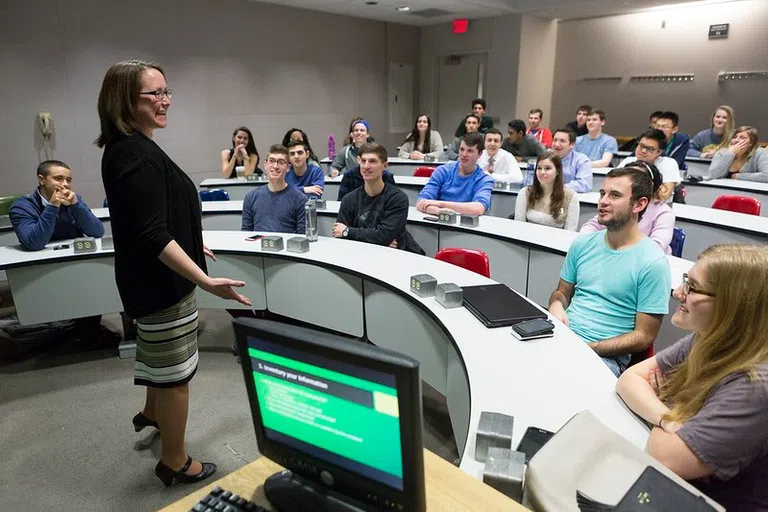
[{"xmin": 0, "ymin": 232, "xmax": 650, "ymax": 481}]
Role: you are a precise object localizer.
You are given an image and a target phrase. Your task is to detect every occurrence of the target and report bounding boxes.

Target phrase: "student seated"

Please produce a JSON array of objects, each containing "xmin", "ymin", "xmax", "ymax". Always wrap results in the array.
[
  {"xmin": 417, "ymin": 132, "xmax": 493, "ymax": 216},
  {"xmin": 398, "ymin": 114, "xmax": 444, "ymax": 160},
  {"xmin": 581, "ymin": 161, "xmax": 675, "ymax": 254},
  {"xmin": 550, "ymin": 128, "xmax": 592, "ymax": 192},
  {"xmin": 502, "ymin": 119, "xmax": 545, "ymax": 161},
  {"xmin": 478, "ymin": 128, "xmax": 523, "ymax": 184},
  {"xmin": 618, "ymin": 129, "xmax": 681, "ymax": 202},
  {"xmin": 10, "ymin": 160, "xmax": 117, "ymax": 346},
  {"xmin": 445, "ymin": 115, "xmax": 480, "ymax": 160},
  {"xmin": 330, "ymin": 119, "xmax": 371, "ymax": 178},
  {"xmin": 688, "ymin": 105, "xmax": 735, "ymax": 159},
  {"xmin": 574, "ymin": 110, "xmax": 618, "ymax": 168},
  {"xmin": 336, "ymin": 163, "xmax": 395, "ymax": 201},
  {"xmin": 333, "ymin": 143, "xmax": 424, "ymax": 254},
  {"xmin": 342, "ymin": 117, "xmax": 376, "ymax": 146},
  {"xmin": 454, "ymin": 98, "xmax": 494, "ymax": 137},
  {"xmin": 221, "ymin": 126, "xmax": 261, "ymax": 178},
  {"xmin": 616, "ymin": 244, "xmax": 768, "ymax": 511},
  {"xmin": 705, "ymin": 126, "xmax": 768, "ymax": 182},
  {"xmin": 527, "ymin": 108, "xmax": 553, "ymax": 148},
  {"xmin": 548, "ymin": 166, "xmax": 671, "ymax": 376},
  {"xmin": 619, "ymin": 110, "xmax": 663, "ymax": 153},
  {"xmin": 654, "ymin": 112, "xmax": 690, "ymax": 170},
  {"xmin": 565, "ymin": 104, "xmax": 591, "ymax": 137},
  {"xmin": 514, "ymin": 151, "xmax": 579, "ymax": 231},
  {"xmin": 285, "ymin": 140, "xmax": 325, "ymax": 198},
  {"xmin": 10, "ymin": 160, "xmax": 104, "ymax": 250},
  {"xmin": 281, "ymin": 127, "xmax": 320, "ymax": 163},
  {"xmin": 241, "ymin": 145, "xmax": 307, "ymax": 233}
]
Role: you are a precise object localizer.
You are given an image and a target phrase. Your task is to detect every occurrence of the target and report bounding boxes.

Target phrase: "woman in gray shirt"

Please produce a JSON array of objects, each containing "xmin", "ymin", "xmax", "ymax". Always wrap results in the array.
[
  {"xmin": 617, "ymin": 244, "xmax": 768, "ymax": 511},
  {"xmin": 706, "ymin": 126, "xmax": 768, "ymax": 182},
  {"xmin": 514, "ymin": 150, "xmax": 579, "ymax": 230}
]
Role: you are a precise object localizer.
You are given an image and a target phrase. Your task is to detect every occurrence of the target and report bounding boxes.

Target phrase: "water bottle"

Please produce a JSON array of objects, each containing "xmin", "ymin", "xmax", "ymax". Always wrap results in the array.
[
  {"xmin": 328, "ymin": 134, "xmax": 336, "ymax": 160},
  {"xmin": 305, "ymin": 199, "xmax": 318, "ymax": 242}
]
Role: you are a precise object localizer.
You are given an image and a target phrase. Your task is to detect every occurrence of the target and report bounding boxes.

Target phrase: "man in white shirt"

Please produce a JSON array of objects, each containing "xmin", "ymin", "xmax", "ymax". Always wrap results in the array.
[
  {"xmin": 477, "ymin": 128, "xmax": 523, "ymax": 184},
  {"xmin": 618, "ymin": 129, "xmax": 681, "ymax": 202}
]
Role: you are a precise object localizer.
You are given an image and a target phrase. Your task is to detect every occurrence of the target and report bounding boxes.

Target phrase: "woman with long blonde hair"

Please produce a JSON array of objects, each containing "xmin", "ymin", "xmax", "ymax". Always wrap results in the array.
[
  {"xmin": 688, "ymin": 105, "xmax": 735, "ymax": 159},
  {"xmin": 707, "ymin": 126, "xmax": 768, "ymax": 181},
  {"xmin": 617, "ymin": 244, "xmax": 768, "ymax": 510}
]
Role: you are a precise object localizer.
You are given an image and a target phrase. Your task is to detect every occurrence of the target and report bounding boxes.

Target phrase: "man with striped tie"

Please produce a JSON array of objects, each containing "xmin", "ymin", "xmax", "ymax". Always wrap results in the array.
[{"xmin": 478, "ymin": 128, "xmax": 523, "ymax": 185}]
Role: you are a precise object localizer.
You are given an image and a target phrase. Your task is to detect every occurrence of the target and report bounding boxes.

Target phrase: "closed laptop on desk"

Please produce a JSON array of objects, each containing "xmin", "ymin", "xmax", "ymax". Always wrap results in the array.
[{"xmin": 462, "ymin": 284, "xmax": 547, "ymax": 328}]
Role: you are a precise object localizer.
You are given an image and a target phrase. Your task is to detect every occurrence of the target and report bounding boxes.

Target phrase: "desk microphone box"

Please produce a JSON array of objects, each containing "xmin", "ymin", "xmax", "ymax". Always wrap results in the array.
[
  {"xmin": 246, "ymin": 174, "xmax": 259, "ymax": 182},
  {"xmin": 475, "ymin": 411, "xmax": 514, "ymax": 462},
  {"xmin": 261, "ymin": 236, "xmax": 284, "ymax": 252},
  {"xmin": 483, "ymin": 447, "xmax": 525, "ymax": 503},
  {"xmin": 435, "ymin": 283, "xmax": 462, "ymax": 308},
  {"xmin": 314, "ymin": 199, "xmax": 327, "ymax": 210},
  {"xmin": 287, "ymin": 236, "xmax": 310, "ymax": 253},
  {"xmin": 100, "ymin": 236, "xmax": 114, "ymax": 250},
  {"xmin": 460, "ymin": 214, "xmax": 480, "ymax": 227},
  {"xmin": 437, "ymin": 211, "xmax": 458, "ymax": 224},
  {"xmin": 494, "ymin": 181, "xmax": 508, "ymax": 191},
  {"xmin": 410, "ymin": 274, "xmax": 437, "ymax": 298},
  {"xmin": 73, "ymin": 237, "xmax": 97, "ymax": 253}
]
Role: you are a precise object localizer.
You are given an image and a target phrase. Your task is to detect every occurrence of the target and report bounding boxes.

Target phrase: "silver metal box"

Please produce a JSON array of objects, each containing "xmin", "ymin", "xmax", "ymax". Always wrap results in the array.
[
  {"xmin": 475, "ymin": 411, "xmax": 514, "ymax": 462},
  {"xmin": 483, "ymin": 447, "xmax": 525, "ymax": 502},
  {"xmin": 410, "ymin": 274, "xmax": 437, "ymax": 298},
  {"xmin": 73, "ymin": 237, "xmax": 97, "ymax": 253},
  {"xmin": 261, "ymin": 236, "xmax": 284, "ymax": 252},
  {"xmin": 435, "ymin": 282, "xmax": 463, "ymax": 308},
  {"xmin": 460, "ymin": 214, "xmax": 480, "ymax": 227},
  {"xmin": 437, "ymin": 211, "xmax": 458, "ymax": 224},
  {"xmin": 287, "ymin": 236, "xmax": 310, "ymax": 253}
]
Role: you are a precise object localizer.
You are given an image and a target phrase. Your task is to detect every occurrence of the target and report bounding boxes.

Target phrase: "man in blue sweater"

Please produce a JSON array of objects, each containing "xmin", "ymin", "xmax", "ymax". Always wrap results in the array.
[
  {"xmin": 9, "ymin": 160, "xmax": 116, "ymax": 349},
  {"xmin": 242, "ymin": 145, "xmax": 307, "ymax": 234},
  {"xmin": 416, "ymin": 132, "xmax": 493, "ymax": 216},
  {"xmin": 285, "ymin": 140, "xmax": 325, "ymax": 198},
  {"xmin": 654, "ymin": 111, "xmax": 690, "ymax": 170},
  {"xmin": 10, "ymin": 160, "xmax": 104, "ymax": 251}
]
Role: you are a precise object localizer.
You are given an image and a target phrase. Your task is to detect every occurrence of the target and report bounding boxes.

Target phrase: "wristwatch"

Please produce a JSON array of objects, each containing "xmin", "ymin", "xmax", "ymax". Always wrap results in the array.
[{"xmin": 342, "ymin": 228, "xmax": 349, "ymax": 238}]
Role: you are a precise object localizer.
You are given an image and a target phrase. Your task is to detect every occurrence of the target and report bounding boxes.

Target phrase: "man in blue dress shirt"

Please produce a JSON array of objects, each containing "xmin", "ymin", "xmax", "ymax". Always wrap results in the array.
[{"xmin": 416, "ymin": 132, "xmax": 493, "ymax": 216}]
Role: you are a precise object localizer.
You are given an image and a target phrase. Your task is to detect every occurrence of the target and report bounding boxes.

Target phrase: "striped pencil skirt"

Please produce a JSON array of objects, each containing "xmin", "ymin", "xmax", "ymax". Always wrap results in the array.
[{"xmin": 134, "ymin": 292, "xmax": 199, "ymax": 388}]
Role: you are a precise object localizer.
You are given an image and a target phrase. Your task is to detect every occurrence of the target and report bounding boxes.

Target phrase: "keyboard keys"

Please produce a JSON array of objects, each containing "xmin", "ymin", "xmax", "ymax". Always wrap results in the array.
[{"xmin": 190, "ymin": 487, "xmax": 269, "ymax": 512}]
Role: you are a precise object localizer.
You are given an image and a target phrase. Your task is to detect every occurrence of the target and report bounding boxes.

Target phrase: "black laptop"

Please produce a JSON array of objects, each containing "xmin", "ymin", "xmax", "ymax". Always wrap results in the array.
[{"xmin": 462, "ymin": 283, "xmax": 547, "ymax": 328}]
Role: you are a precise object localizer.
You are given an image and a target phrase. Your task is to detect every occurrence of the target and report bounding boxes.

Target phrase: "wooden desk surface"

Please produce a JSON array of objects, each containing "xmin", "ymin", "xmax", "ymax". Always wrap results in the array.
[{"xmin": 159, "ymin": 450, "xmax": 526, "ymax": 511}]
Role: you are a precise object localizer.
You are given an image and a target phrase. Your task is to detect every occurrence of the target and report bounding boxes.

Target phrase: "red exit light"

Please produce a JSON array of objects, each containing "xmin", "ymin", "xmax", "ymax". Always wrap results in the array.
[{"xmin": 453, "ymin": 19, "xmax": 469, "ymax": 34}]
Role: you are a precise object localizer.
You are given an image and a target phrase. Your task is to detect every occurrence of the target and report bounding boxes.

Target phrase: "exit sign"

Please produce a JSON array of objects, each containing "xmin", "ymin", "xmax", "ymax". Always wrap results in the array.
[{"xmin": 453, "ymin": 19, "xmax": 469, "ymax": 34}]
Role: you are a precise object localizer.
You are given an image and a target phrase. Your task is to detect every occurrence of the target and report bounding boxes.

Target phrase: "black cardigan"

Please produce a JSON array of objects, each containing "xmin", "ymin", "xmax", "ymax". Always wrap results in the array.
[{"xmin": 101, "ymin": 131, "xmax": 206, "ymax": 319}]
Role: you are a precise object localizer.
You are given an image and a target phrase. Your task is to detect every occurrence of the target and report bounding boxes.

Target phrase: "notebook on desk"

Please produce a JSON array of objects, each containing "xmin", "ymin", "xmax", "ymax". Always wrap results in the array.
[{"xmin": 462, "ymin": 283, "xmax": 547, "ymax": 328}]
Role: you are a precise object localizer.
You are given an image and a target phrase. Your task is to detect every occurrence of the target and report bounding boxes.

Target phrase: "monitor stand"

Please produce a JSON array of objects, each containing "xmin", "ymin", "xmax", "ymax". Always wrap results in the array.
[{"xmin": 264, "ymin": 470, "xmax": 369, "ymax": 512}]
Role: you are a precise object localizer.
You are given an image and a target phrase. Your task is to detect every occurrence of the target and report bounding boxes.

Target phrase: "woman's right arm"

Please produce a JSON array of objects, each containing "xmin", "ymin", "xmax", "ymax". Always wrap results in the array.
[
  {"xmin": 220, "ymin": 149, "xmax": 235, "ymax": 178},
  {"xmin": 398, "ymin": 140, "xmax": 413, "ymax": 159},
  {"xmin": 616, "ymin": 356, "xmax": 671, "ymax": 427},
  {"xmin": 513, "ymin": 188, "xmax": 528, "ymax": 222},
  {"xmin": 706, "ymin": 149, "xmax": 734, "ymax": 179}
]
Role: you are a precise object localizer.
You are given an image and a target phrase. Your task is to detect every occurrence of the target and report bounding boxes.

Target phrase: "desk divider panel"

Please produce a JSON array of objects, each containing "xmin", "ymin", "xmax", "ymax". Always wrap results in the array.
[
  {"xmin": 487, "ymin": 194, "xmax": 517, "ymax": 219},
  {"xmin": 202, "ymin": 214, "xmax": 244, "ymax": 231},
  {"xmin": 676, "ymin": 220, "xmax": 765, "ymax": 261},
  {"xmin": 323, "ymin": 183, "xmax": 340, "ymax": 202},
  {"xmin": 446, "ymin": 346, "xmax": 471, "ymax": 461},
  {"xmin": 410, "ymin": 225, "xmax": 439, "ymax": 257},
  {"xmin": 7, "ymin": 257, "xmax": 124, "ymax": 325},
  {"xmin": 0, "ymin": 231, "xmax": 18, "ymax": 247},
  {"xmin": 438, "ymin": 230, "xmax": 528, "ymax": 293},
  {"xmin": 363, "ymin": 281, "xmax": 450, "ymax": 395},
  {"xmin": 263, "ymin": 259, "xmax": 364, "ymax": 337},
  {"xmin": 526, "ymin": 248, "xmax": 565, "ymax": 308},
  {"xmin": 195, "ymin": 254, "xmax": 267, "ymax": 311}
]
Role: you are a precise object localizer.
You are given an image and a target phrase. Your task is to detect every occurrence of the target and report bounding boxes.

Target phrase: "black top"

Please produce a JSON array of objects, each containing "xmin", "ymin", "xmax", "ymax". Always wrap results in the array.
[
  {"xmin": 337, "ymin": 183, "xmax": 424, "ymax": 254},
  {"xmin": 101, "ymin": 131, "xmax": 206, "ymax": 319},
  {"xmin": 337, "ymin": 165, "xmax": 396, "ymax": 201},
  {"xmin": 227, "ymin": 149, "xmax": 263, "ymax": 178},
  {"xmin": 565, "ymin": 120, "xmax": 588, "ymax": 137}
]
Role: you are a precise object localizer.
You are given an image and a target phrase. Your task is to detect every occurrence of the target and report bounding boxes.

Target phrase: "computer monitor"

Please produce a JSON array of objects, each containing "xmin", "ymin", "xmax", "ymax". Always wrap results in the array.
[{"xmin": 234, "ymin": 318, "xmax": 426, "ymax": 512}]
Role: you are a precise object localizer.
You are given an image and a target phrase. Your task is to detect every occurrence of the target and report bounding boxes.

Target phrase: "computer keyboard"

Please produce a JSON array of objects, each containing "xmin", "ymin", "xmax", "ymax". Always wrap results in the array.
[{"xmin": 190, "ymin": 486, "xmax": 270, "ymax": 512}]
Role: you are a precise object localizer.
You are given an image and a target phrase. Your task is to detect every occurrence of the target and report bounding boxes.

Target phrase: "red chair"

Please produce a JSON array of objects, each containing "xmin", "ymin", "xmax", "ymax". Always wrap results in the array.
[
  {"xmin": 413, "ymin": 166, "xmax": 436, "ymax": 178},
  {"xmin": 712, "ymin": 194, "xmax": 761, "ymax": 216},
  {"xmin": 434, "ymin": 248, "xmax": 491, "ymax": 278}
]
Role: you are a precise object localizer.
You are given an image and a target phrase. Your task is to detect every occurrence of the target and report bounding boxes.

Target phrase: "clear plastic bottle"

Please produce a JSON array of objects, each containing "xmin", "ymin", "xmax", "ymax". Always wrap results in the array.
[{"xmin": 305, "ymin": 199, "xmax": 318, "ymax": 242}]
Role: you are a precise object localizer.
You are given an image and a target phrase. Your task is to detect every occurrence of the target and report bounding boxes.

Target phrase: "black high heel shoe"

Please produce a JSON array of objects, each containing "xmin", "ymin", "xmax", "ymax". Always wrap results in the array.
[
  {"xmin": 155, "ymin": 456, "xmax": 217, "ymax": 487},
  {"xmin": 132, "ymin": 412, "xmax": 159, "ymax": 432}
]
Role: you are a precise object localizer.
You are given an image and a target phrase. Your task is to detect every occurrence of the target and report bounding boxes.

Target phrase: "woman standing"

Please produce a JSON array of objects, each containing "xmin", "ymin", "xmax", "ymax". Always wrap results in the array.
[
  {"xmin": 220, "ymin": 126, "xmax": 260, "ymax": 178},
  {"xmin": 97, "ymin": 60, "xmax": 251, "ymax": 486},
  {"xmin": 580, "ymin": 161, "xmax": 675, "ymax": 254},
  {"xmin": 688, "ymin": 105, "xmax": 735, "ymax": 159},
  {"xmin": 617, "ymin": 244, "xmax": 768, "ymax": 511},
  {"xmin": 514, "ymin": 150, "xmax": 579, "ymax": 230},
  {"xmin": 398, "ymin": 114, "xmax": 443, "ymax": 160},
  {"xmin": 707, "ymin": 126, "xmax": 768, "ymax": 182}
]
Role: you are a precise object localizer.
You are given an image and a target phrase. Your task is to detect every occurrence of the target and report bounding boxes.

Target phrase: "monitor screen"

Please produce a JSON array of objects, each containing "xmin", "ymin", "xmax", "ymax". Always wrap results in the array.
[{"xmin": 246, "ymin": 335, "xmax": 405, "ymax": 490}]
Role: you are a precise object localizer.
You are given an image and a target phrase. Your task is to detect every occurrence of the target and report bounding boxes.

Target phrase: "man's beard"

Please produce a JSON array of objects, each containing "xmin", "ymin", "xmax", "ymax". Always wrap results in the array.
[{"xmin": 599, "ymin": 207, "xmax": 633, "ymax": 231}]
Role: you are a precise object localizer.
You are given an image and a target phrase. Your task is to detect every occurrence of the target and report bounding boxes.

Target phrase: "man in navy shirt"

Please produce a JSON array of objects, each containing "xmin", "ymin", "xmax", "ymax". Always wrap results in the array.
[
  {"xmin": 285, "ymin": 140, "xmax": 325, "ymax": 198},
  {"xmin": 10, "ymin": 160, "xmax": 104, "ymax": 251}
]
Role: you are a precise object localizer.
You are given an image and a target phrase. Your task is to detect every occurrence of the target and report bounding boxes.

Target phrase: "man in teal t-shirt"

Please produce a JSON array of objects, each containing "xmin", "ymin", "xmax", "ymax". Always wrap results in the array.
[{"xmin": 548, "ymin": 165, "xmax": 671, "ymax": 376}]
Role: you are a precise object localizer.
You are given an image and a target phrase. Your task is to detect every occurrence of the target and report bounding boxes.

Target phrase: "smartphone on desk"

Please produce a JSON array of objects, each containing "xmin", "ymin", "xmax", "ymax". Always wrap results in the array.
[
  {"xmin": 245, "ymin": 234, "xmax": 265, "ymax": 241},
  {"xmin": 517, "ymin": 426, "xmax": 555, "ymax": 463},
  {"xmin": 422, "ymin": 216, "xmax": 439, "ymax": 222},
  {"xmin": 511, "ymin": 318, "xmax": 554, "ymax": 341}
]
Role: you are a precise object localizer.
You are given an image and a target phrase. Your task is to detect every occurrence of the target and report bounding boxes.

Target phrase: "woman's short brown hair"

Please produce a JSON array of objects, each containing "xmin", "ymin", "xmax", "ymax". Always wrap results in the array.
[{"xmin": 95, "ymin": 60, "xmax": 165, "ymax": 148}]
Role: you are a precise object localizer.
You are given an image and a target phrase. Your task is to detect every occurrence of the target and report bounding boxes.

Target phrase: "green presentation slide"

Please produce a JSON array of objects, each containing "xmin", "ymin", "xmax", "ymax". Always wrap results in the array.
[{"xmin": 249, "ymin": 348, "xmax": 403, "ymax": 479}]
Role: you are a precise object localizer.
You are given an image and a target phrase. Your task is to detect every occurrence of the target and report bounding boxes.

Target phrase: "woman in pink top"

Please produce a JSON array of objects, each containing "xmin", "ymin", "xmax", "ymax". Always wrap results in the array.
[{"xmin": 580, "ymin": 161, "xmax": 675, "ymax": 254}]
